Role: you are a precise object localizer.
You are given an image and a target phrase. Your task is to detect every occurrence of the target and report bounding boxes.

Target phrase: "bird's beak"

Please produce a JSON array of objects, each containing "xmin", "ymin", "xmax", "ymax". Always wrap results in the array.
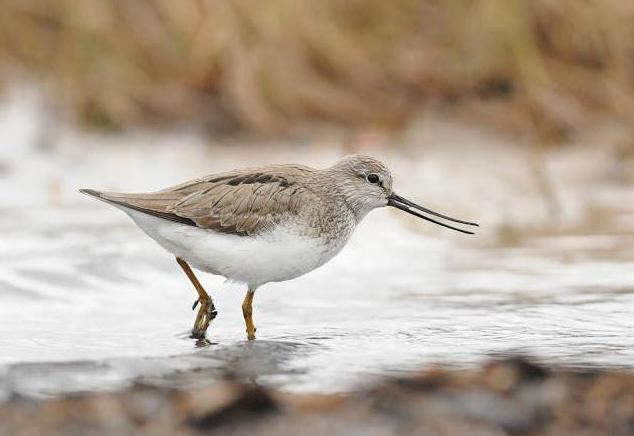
[{"xmin": 387, "ymin": 193, "xmax": 479, "ymax": 235}]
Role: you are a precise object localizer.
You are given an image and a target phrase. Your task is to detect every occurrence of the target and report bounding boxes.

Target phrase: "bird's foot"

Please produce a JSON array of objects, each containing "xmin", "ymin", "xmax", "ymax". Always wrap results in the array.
[
  {"xmin": 246, "ymin": 326, "xmax": 256, "ymax": 341},
  {"xmin": 191, "ymin": 296, "xmax": 217, "ymax": 339}
]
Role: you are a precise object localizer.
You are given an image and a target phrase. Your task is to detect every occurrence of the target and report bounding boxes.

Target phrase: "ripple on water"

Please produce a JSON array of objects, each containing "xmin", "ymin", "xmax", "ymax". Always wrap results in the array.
[
  {"xmin": 1, "ymin": 205, "xmax": 634, "ymax": 398},
  {"xmin": 0, "ymin": 279, "xmax": 47, "ymax": 300}
]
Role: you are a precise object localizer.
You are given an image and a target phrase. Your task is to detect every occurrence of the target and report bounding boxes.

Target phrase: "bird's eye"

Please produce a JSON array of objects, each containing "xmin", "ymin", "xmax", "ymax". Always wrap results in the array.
[{"xmin": 366, "ymin": 173, "xmax": 380, "ymax": 184}]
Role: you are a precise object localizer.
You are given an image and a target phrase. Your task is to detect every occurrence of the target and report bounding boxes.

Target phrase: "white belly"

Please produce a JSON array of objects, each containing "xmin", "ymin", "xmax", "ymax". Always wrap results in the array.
[{"xmin": 123, "ymin": 208, "xmax": 349, "ymax": 288}]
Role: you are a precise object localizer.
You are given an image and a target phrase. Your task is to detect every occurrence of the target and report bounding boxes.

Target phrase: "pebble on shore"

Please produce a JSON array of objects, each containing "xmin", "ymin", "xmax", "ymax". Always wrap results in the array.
[{"xmin": 1, "ymin": 357, "xmax": 633, "ymax": 436}]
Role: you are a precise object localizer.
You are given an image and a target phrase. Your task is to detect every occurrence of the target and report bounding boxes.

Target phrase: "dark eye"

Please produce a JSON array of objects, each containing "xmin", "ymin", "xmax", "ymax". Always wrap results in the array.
[{"xmin": 366, "ymin": 173, "xmax": 380, "ymax": 184}]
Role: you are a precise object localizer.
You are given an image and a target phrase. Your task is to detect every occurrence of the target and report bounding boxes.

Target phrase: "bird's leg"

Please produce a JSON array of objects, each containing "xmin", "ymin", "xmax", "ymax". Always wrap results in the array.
[
  {"xmin": 176, "ymin": 257, "xmax": 217, "ymax": 339},
  {"xmin": 242, "ymin": 289, "xmax": 257, "ymax": 341}
]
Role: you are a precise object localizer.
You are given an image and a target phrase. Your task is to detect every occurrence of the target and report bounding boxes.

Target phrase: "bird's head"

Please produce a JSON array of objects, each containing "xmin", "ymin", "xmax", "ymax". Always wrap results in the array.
[{"xmin": 328, "ymin": 154, "xmax": 478, "ymax": 233}]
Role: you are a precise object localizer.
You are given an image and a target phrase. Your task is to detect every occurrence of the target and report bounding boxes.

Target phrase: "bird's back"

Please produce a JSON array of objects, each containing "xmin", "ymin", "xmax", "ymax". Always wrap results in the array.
[{"xmin": 82, "ymin": 163, "xmax": 337, "ymax": 237}]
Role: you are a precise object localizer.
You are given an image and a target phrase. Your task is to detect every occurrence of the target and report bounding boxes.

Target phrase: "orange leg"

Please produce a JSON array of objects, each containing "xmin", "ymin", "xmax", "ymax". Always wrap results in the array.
[
  {"xmin": 176, "ymin": 257, "xmax": 217, "ymax": 339},
  {"xmin": 241, "ymin": 289, "xmax": 256, "ymax": 340}
]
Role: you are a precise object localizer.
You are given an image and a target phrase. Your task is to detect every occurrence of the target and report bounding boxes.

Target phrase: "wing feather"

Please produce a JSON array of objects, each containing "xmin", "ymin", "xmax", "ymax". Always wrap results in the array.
[{"xmin": 89, "ymin": 165, "xmax": 317, "ymax": 236}]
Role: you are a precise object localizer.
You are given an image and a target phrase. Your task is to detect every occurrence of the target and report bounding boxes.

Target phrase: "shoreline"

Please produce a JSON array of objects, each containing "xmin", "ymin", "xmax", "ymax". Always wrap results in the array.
[{"xmin": 1, "ymin": 357, "xmax": 632, "ymax": 435}]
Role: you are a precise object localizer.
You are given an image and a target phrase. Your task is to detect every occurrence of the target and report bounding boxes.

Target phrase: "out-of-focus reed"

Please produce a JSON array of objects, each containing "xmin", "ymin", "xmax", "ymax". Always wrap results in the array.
[{"xmin": 0, "ymin": 0, "xmax": 632, "ymax": 139}]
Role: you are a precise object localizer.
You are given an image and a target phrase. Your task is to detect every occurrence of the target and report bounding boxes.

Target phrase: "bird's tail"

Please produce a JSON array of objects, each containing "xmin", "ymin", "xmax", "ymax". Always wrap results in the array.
[
  {"xmin": 79, "ymin": 188, "xmax": 195, "ymax": 226},
  {"xmin": 79, "ymin": 188, "xmax": 104, "ymax": 200}
]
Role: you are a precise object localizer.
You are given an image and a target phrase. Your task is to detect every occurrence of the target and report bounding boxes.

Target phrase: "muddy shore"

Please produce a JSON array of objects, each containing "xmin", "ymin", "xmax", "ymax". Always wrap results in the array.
[{"xmin": 1, "ymin": 357, "xmax": 632, "ymax": 436}]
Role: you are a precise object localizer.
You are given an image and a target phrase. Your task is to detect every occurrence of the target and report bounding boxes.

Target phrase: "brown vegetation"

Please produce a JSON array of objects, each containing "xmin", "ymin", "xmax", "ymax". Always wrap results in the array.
[{"xmin": 0, "ymin": 1, "xmax": 633, "ymax": 139}]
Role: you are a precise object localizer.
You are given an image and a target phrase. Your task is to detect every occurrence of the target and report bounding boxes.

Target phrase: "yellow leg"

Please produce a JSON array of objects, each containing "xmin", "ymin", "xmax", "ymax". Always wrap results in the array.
[
  {"xmin": 176, "ymin": 257, "xmax": 217, "ymax": 339},
  {"xmin": 242, "ymin": 289, "xmax": 256, "ymax": 341}
]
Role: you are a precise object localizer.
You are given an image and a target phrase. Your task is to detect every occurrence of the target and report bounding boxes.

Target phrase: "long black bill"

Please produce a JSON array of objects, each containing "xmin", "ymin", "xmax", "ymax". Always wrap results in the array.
[{"xmin": 388, "ymin": 193, "xmax": 479, "ymax": 235}]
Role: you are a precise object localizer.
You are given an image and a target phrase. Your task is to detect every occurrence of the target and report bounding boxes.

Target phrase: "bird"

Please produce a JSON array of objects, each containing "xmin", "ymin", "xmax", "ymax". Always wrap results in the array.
[{"xmin": 80, "ymin": 154, "xmax": 478, "ymax": 341}]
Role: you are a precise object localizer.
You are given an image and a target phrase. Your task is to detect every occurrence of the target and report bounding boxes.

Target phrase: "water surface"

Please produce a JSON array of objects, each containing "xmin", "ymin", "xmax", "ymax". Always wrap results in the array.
[
  {"xmin": 1, "ymin": 199, "xmax": 633, "ymax": 399},
  {"xmin": 1, "ymin": 96, "xmax": 633, "ymax": 398}
]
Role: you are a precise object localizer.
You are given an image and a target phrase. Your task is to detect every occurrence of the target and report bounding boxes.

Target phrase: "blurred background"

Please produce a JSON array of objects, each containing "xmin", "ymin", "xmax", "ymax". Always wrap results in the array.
[
  {"xmin": 1, "ymin": 0, "xmax": 634, "ymax": 228},
  {"xmin": 2, "ymin": 0, "xmax": 634, "ymax": 140},
  {"xmin": 1, "ymin": 0, "xmax": 634, "ymax": 400}
]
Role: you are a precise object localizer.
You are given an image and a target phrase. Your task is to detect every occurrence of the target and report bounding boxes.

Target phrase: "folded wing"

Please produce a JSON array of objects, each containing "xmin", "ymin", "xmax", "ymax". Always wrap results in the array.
[{"xmin": 86, "ymin": 166, "xmax": 314, "ymax": 236}]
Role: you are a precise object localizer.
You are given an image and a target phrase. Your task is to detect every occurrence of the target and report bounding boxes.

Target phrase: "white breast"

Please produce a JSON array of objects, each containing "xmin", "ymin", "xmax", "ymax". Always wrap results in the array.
[{"xmin": 122, "ymin": 208, "xmax": 350, "ymax": 288}]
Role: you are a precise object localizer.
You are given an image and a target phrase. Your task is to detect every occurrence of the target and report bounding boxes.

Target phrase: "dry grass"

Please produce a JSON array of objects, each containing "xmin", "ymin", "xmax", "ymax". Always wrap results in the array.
[{"xmin": 0, "ymin": 0, "xmax": 633, "ymax": 139}]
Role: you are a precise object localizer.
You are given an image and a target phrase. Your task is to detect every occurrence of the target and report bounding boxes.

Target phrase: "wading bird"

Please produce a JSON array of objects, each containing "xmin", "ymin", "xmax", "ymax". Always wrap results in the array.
[{"xmin": 81, "ymin": 155, "xmax": 477, "ymax": 340}]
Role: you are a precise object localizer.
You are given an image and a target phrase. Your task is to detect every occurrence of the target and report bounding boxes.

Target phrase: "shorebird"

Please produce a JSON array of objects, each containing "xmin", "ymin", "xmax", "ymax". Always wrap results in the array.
[{"xmin": 80, "ymin": 155, "xmax": 477, "ymax": 341}]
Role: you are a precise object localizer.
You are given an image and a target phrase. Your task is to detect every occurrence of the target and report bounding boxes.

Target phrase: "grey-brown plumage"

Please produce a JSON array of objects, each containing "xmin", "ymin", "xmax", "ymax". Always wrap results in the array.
[{"xmin": 81, "ymin": 155, "xmax": 392, "ymax": 239}]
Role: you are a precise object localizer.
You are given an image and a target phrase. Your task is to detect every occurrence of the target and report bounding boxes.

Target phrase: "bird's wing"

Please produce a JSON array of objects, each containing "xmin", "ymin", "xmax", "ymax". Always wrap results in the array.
[{"xmin": 86, "ymin": 166, "xmax": 315, "ymax": 236}]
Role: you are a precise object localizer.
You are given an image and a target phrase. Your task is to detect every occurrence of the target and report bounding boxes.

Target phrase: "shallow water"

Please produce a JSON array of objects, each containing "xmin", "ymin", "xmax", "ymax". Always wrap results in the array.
[
  {"xmin": 2, "ymin": 196, "xmax": 634, "ymax": 399},
  {"xmin": 1, "ymin": 92, "xmax": 634, "ymax": 399}
]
